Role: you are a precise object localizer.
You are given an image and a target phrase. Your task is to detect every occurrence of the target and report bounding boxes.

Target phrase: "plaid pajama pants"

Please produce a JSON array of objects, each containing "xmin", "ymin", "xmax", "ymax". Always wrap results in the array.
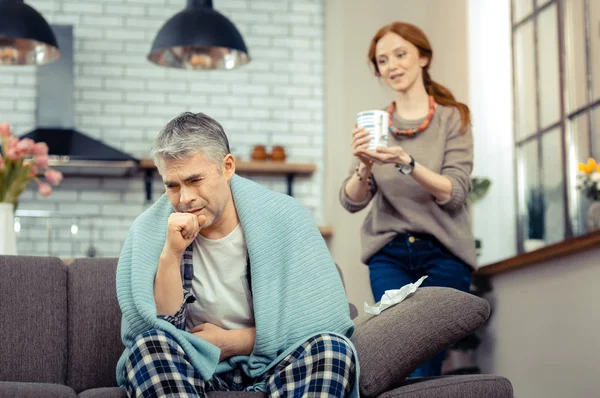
[{"xmin": 125, "ymin": 330, "xmax": 356, "ymax": 398}]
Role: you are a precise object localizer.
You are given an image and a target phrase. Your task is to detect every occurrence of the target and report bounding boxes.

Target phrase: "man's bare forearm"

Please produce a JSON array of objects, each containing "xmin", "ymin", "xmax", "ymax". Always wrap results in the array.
[
  {"xmin": 220, "ymin": 328, "xmax": 256, "ymax": 360},
  {"xmin": 154, "ymin": 251, "xmax": 184, "ymax": 316}
]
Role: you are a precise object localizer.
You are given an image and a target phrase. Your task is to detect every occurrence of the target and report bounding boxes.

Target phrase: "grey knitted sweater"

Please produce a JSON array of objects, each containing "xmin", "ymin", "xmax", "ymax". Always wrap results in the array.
[{"xmin": 340, "ymin": 104, "xmax": 477, "ymax": 269}]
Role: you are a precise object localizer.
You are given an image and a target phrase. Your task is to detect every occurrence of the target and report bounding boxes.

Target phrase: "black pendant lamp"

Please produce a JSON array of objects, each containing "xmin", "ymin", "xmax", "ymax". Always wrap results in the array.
[
  {"xmin": 0, "ymin": 0, "xmax": 60, "ymax": 65},
  {"xmin": 148, "ymin": 0, "xmax": 250, "ymax": 70}
]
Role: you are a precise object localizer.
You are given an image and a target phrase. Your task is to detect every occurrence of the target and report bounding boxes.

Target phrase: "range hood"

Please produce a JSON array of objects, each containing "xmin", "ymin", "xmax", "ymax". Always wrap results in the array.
[{"xmin": 20, "ymin": 25, "xmax": 139, "ymax": 176}]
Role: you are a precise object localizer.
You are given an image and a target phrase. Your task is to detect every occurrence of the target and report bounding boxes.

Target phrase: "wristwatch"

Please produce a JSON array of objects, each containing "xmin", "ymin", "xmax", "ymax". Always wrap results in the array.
[{"xmin": 396, "ymin": 155, "xmax": 415, "ymax": 175}]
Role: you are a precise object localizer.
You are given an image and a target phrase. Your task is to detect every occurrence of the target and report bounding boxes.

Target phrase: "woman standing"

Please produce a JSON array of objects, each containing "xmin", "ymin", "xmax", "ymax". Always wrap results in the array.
[{"xmin": 339, "ymin": 22, "xmax": 476, "ymax": 377}]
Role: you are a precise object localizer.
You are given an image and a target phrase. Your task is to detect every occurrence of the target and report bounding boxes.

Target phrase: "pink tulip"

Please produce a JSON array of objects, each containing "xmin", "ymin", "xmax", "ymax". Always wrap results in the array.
[
  {"xmin": 16, "ymin": 138, "xmax": 35, "ymax": 155},
  {"xmin": 32, "ymin": 142, "xmax": 49, "ymax": 156},
  {"xmin": 0, "ymin": 123, "xmax": 10, "ymax": 138},
  {"xmin": 34, "ymin": 154, "xmax": 49, "ymax": 169},
  {"xmin": 38, "ymin": 182, "xmax": 53, "ymax": 197},
  {"xmin": 5, "ymin": 137, "xmax": 23, "ymax": 160},
  {"xmin": 6, "ymin": 148, "xmax": 21, "ymax": 161},
  {"xmin": 6, "ymin": 136, "xmax": 18, "ymax": 150},
  {"xmin": 44, "ymin": 169, "xmax": 63, "ymax": 186}
]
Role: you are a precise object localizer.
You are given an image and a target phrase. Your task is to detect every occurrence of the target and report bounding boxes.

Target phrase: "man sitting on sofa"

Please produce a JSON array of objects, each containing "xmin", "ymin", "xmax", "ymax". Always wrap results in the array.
[{"xmin": 116, "ymin": 112, "xmax": 358, "ymax": 398}]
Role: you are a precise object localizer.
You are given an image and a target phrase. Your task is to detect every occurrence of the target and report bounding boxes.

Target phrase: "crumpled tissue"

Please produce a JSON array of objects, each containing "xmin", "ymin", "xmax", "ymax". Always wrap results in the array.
[{"xmin": 364, "ymin": 275, "xmax": 428, "ymax": 315}]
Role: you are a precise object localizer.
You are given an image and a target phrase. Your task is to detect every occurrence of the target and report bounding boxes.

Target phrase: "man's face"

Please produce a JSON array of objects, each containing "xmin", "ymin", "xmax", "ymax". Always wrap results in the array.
[{"xmin": 159, "ymin": 151, "xmax": 235, "ymax": 230}]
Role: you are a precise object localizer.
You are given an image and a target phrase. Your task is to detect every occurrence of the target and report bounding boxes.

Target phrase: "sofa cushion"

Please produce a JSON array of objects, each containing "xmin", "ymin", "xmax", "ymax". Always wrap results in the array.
[
  {"xmin": 77, "ymin": 387, "xmax": 127, "ymax": 397},
  {"xmin": 0, "ymin": 256, "xmax": 68, "ymax": 384},
  {"xmin": 67, "ymin": 258, "xmax": 124, "ymax": 393},
  {"xmin": 351, "ymin": 287, "xmax": 490, "ymax": 398},
  {"xmin": 0, "ymin": 382, "xmax": 76, "ymax": 397},
  {"xmin": 378, "ymin": 375, "xmax": 513, "ymax": 398}
]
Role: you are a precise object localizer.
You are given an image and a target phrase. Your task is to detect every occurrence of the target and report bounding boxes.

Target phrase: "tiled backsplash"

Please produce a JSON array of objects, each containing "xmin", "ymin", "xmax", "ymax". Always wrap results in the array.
[{"xmin": 1, "ymin": 0, "xmax": 326, "ymax": 257}]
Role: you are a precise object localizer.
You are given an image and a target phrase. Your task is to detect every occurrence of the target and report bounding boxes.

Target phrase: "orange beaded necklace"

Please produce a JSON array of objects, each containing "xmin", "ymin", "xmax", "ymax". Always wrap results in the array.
[{"xmin": 387, "ymin": 96, "xmax": 435, "ymax": 137}]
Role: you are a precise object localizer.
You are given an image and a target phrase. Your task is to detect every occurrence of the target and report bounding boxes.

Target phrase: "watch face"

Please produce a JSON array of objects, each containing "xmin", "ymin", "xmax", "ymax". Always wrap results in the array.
[{"xmin": 400, "ymin": 163, "xmax": 413, "ymax": 174}]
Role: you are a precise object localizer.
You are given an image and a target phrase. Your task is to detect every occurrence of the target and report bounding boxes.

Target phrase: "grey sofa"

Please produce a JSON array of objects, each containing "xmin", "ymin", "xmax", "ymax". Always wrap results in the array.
[{"xmin": 0, "ymin": 255, "xmax": 513, "ymax": 397}]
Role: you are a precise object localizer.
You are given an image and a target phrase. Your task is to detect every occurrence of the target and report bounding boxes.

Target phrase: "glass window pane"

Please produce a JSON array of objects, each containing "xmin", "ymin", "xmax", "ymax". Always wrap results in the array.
[
  {"xmin": 514, "ymin": 0, "xmax": 533, "ymax": 22},
  {"xmin": 564, "ymin": 0, "xmax": 588, "ymax": 112},
  {"xmin": 541, "ymin": 128, "xmax": 565, "ymax": 244},
  {"xmin": 514, "ymin": 21, "xmax": 537, "ymax": 140},
  {"xmin": 567, "ymin": 112, "xmax": 591, "ymax": 235},
  {"xmin": 537, "ymin": 4, "xmax": 561, "ymax": 128},
  {"xmin": 518, "ymin": 140, "xmax": 541, "ymax": 247},
  {"xmin": 591, "ymin": 0, "xmax": 600, "ymax": 101}
]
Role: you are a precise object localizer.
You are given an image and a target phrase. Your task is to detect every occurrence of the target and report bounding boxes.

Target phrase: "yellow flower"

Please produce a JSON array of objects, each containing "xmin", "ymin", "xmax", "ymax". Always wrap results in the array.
[{"xmin": 579, "ymin": 158, "xmax": 597, "ymax": 174}]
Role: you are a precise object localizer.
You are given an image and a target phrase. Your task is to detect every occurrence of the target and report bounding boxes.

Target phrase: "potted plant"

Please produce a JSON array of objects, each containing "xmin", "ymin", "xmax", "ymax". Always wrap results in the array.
[
  {"xmin": 524, "ymin": 187, "xmax": 546, "ymax": 252},
  {"xmin": 468, "ymin": 177, "xmax": 492, "ymax": 257},
  {"xmin": 0, "ymin": 123, "xmax": 63, "ymax": 255},
  {"xmin": 576, "ymin": 157, "xmax": 600, "ymax": 232}
]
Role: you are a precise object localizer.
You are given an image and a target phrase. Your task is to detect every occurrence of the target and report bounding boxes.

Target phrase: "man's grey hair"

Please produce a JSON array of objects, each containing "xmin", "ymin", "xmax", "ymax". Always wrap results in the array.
[{"xmin": 151, "ymin": 112, "xmax": 231, "ymax": 172}]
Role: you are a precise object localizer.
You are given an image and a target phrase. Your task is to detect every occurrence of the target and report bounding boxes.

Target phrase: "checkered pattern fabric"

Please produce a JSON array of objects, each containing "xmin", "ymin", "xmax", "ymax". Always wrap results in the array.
[
  {"xmin": 125, "ymin": 330, "xmax": 356, "ymax": 398},
  {"xmin": 155, "ymin": 291, "xmax": 194, "ymax": 331},
  {"xmin": 181, "ymin": 245, "xmax": 194, "ymax": 292},
  {"xmin": 155, "ymin": 245, "xmax": 195, "ymax": 331},
  {"xmin": 266, "ymin": 333, "xmax": 356, "ymax": 398},
  {"xmin": 125, "ymin": 329, "xmax": 254, "ymax": 397}
]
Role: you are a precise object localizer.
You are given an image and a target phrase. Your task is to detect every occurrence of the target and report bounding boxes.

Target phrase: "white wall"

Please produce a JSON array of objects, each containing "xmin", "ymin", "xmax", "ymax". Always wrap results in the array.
[
  {"xmin": 325, "ymin": 0, "xmax": 470, "ymax": 310},
  {"xmin": 478, "ymin": 247, "xmax": 600, "ymax": 397},
  {"xmin": 468, "ymin": 0, "xmax": 517, "ymax": 265},
  {"xmin": 0, "ymin": 0, "xmax": 326, "ymax": 257}
]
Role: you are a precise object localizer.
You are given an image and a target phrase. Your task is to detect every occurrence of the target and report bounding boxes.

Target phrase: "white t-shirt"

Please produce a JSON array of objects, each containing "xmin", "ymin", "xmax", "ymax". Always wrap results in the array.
[{"xmin": 186, "ymin": 224, "xmax": 255, "ymax": 331}]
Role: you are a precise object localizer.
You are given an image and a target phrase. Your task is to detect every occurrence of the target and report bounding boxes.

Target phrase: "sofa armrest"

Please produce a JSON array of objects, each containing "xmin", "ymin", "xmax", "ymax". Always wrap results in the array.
[{"xmin": 351, "ymin": 287, "xmax": 490, "ymax": 398}]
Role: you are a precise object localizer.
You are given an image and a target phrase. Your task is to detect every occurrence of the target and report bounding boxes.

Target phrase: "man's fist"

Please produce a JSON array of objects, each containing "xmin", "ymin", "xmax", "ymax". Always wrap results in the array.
[{"xmin": 163, "ymin": 212, "xmax": 206, "ymax": 257}]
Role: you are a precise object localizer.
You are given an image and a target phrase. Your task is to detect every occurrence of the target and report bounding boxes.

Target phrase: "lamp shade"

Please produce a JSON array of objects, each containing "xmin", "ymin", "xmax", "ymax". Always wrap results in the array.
[
  {"xmin": 147, "ymin": 0, "xmax": 250, "ymax": 70},
  {"xmin": 0, "ymin": 0, "xmax": 60, "ymax": 65}
]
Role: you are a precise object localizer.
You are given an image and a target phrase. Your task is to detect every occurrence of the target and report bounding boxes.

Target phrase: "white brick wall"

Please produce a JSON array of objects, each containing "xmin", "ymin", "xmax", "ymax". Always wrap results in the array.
[{"xmin": 1, "ymin": 0, "xmax": 326, "ymax": 257}]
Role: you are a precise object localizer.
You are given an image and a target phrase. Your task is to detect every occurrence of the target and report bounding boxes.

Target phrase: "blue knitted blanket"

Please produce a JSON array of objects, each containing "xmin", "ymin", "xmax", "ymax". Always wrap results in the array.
[{"xmin": 115, "ymin": 175, "xmax": 359, "ymax": 395}]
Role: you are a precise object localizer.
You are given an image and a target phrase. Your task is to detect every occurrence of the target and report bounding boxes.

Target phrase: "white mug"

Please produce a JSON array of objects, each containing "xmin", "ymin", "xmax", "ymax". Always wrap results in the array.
[{"xmin": 356, "ymin": 110, "xmax": 388, "ymax": 151}]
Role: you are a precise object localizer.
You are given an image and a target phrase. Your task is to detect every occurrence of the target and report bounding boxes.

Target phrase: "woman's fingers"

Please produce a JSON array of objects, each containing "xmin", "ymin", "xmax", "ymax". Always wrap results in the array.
[
  {"xmin": 356, "ymin": 135, "xmax": 371, "ymax": 146},
  {"xmin": 352, "ymin": 127, "xmax": 369, "ymax": 139},
  {"xmin": 352, "ymin": 144, "xmax": 369, "ymax": 155},
  {"xmin": 352, "ymin": 142, "xmax": 370, "ymax": 153},
  {"xmin": 352, "ymin": 129, "xmax": 371, "ymax": 152}
]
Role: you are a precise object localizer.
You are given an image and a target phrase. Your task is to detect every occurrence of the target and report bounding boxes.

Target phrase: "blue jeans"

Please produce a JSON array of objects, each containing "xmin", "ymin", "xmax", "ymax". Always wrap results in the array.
[{"xmin": 368, "ymin": 233, "xmax": 472, "ymax": 378}]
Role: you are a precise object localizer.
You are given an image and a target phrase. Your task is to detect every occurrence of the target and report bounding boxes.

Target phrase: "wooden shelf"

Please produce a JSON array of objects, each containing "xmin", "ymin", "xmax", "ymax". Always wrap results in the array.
[
  {"xmin": 236, "ymin": 160, "xmax": 316, "ymax": 175},
  {"xmin": 139, "ymin": 158, "xmax": 316, "ymax": 198},
  {"xmin": 139, "ymin": 158, "xmax": 316, "ymax": 176},
  {"xmin": 475, "ymin": 230, "xmax": 600, "ymax": 276}
]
